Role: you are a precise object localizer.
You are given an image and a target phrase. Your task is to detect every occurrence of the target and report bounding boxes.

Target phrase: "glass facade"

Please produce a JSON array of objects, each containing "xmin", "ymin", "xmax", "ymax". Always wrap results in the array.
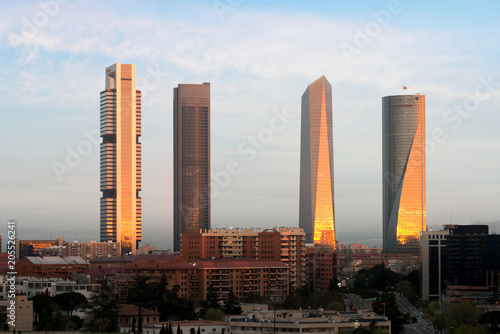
[
  {"xmin": 174, "ymin": 83, "xmax": 211, "ymax": 252},
  {"xmin": 382, "ymin": 95, "xmax": 425, "ymax": 254},
  {"xmin": 299, "ymin": 76, "xmax": 335, "ymax": 248},
  {"xmin": 100, "ymin": 63, "xmax": 141, "ymax": 254}
]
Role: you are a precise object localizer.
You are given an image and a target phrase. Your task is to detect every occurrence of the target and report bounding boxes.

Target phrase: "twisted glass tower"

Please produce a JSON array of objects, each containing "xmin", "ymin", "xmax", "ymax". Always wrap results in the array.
[
  {"xmin": 382, "ymin": 94, "xmax": 426, "ymax": 254},
  {"xmin": 299, "ymin": 76, "xmax": 335, "ymax": 248},
  {"xmin": 100, "ymin": 63, "xmax": 142, "ymax": 255}
]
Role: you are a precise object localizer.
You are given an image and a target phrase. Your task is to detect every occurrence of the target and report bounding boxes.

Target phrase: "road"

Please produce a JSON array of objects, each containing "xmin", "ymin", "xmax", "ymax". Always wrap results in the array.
[{"xmin": 342, "ymin": 293, "xmax": 438, "ymax": 334}]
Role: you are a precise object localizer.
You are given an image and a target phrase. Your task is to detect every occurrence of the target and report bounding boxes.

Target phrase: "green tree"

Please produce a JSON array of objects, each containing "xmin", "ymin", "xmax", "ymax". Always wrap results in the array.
[
  {"xmin": 204, "ymin": 308, "xmax": 225, "ymax": 321},
  {"xmin": 445, "ymin": 302, "xmax": 480, "ymax": 332},
  {"xmin": 454, "ymin": 325, "xmax": 486, "ymax": 334},
  {"xmin": 54, "ymin": 292, "xmax": 87, "ymax": 317},
  {"xmin": 222, "ymin": 290, "xmax": 242, "ymax": 315},
  {"xmin": 190, "ymin": 328, "xmax": 196, "ymax": 334}
]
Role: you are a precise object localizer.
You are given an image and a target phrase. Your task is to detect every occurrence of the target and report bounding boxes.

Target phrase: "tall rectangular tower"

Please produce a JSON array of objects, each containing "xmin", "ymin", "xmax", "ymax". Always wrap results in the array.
[
  {"xmin": 299, "ymin": 76, "xmax": 335, "ymax": 248},
  {"xmin": 382, "ymin": 94, "xmax": 425, "ymax": 254},
  {"xmin": 173, "ymin": 83, "xmax": 210, "ymax": 252},
  {"xmin": 100, "ymin": 63, "xmax": 141, "ymax": 255}
]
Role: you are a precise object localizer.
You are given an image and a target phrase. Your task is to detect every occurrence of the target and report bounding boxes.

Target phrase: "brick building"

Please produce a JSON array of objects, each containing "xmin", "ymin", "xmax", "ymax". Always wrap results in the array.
[
  {"xmin": 16, "ymin": 256, "xmax": 91, "ymax": 281},
  {"xmin": 181, "ymin": 227, "xmax": 305, "ymax": 288},
  {"xmin": 115, "ymin": 258, "xmax": 289, "ymax": 303},
  {"xmin": 306, "ymin": 245, "xmax": 338, "ymax": 291}
]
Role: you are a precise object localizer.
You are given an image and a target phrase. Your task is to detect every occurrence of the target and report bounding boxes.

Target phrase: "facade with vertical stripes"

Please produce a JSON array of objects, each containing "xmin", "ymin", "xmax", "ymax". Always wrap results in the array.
[{"xmin": 100, "ymin": 63, "xmax": 141, "ymax": 255}]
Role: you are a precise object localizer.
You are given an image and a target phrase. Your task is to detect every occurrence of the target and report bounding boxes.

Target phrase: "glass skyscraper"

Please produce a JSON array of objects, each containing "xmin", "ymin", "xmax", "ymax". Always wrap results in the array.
[
  {"xmin": 382, "ymin": 94, "xmax": 426, "ymax": 254},
  {"xmin": 173, "ymin": 83, "xmax": 211, "ymax": 252},
  {"xmin": 299, "ymin": 76, "xmax": 335, "ymax": 248},
  {"xmin": 100, "ymin": 63, "xmax": 142, "ymax": 255}
]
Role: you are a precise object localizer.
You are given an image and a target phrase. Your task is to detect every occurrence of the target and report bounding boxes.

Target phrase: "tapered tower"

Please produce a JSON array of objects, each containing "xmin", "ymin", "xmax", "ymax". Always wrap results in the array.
[{"xmin": 299, "ymin": 76, "xmax": 335, "ymax": 248}]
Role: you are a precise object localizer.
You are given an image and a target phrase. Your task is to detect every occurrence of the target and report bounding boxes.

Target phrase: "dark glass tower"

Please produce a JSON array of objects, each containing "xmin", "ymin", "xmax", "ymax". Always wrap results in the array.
[
  {"xmin": 382, "ymin": 94, "xmax": 425, "ymax": 254},
  {"xmin": 173, "ymin": 83, "xmax": 211, "ymax": 252},
  {"xmin": 299, "ymin": 76, "xmax": 335, "ymax": 248}
]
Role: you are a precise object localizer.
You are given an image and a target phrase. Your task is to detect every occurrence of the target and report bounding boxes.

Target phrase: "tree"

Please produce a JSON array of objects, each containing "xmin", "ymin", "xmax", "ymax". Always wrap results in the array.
[
  {"xmin": 204, "ymin": 308, "xmax": 225, "ymax": 321},
  {"xmin": 177, "ymin": 323, "xmax": 181, "ymax": 334},
  {"xmin": 200, "ymin": 285, "xmax": 221, "ymax": 318},
  {"xmin": 454, "ymin": 325, "xmax": 486, "ymax": 334},
  {"xmin": 326, "ymin": 301, "xmax": 344, "ymax": 312},
  {"xmin": 87, "ymin": 280, "xmax": 120, "ymax": 332},
  {"xmin": 132, "ymin": 317, "xmax": 136, "ymax": 334},
  {"xmin": 222, "ymin": 290, "xmax": 242, "ymax": 315},
  {"xmin": 160, "ymin": 324, "xmax": 166, "ymax": 334},
  {"xmin": 54, "ymin": 292, "xmax": 87, "ymax": 317},
  {"xmin": 138, "ymin": 307, "xmax": 143, "ymax": 334},
  {"xmin": 480, "ymin": 311, "xmax": 500, "ymax": 334},
  {"xmin": 168, "ymin": 321, "xmax": 173, "ymax": 334},
  {"xmin": 30, "ymin": 290, "xmax": 54, "ymax": 325},
  {"xmin": 197, "ymin": 327, "xmax": 201, "ymax": 334},
  {"xmin": 445, "ymin": 302, "xmax": 480, "ymax": 332},
  {"xmin": 190, "ymin": 328, "xmax": 196, "ymax": 334}
]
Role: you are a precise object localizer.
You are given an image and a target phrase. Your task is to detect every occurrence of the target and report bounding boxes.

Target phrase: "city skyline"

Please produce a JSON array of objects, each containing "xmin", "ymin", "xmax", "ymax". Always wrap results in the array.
[
  {"xmin": 173, "ymin": 83, "xmax": 211, "ymax": 252},
  {"xmin": 382, "ymin": 94, "xmax": 426, "ymax": 254},
  {"xmin": 1, "ymin": 1, "xmax": 500, "ymax": 250},
  {"xmin": 299, "ymin": 76, "xmax": 335, "ymax": 247},
  {"xmin": 100, "ymin": 63, "xmax": 142, "ymax": 254}
]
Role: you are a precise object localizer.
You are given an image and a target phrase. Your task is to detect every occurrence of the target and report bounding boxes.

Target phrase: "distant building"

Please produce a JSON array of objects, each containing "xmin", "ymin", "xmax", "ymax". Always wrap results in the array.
[
  {"xmin": 89, "ymin": 255, "xmax": 136, "ymax": 268},
  {"xmin": 173, "ymin": 82, "xmax": 211, "ymax": 252},
  {"xmin": 229, "ymin": 309, "xmax": 391, "ymax": 334},
  {"xmin": 337, "ymin": 244, "xmax": 383, "ymax": 255},
  {"xmin": 299, "ymin": 76, "xmax": 335, "ymax": 247},
  {"xmin": 306, "ymin": 245, "xmax": 338, "ymax": 291},
  {"xmin": 39, "ymin": 240, "xmax": 121, "ymax": 260},
  {"xmin": 18, "ymin": 238, "xmax": 63, "ymax": 259},
  {"xmin": 100, "ymin": 63, "xmax": 142, "ymax": 255},
  {"xmin": 382, "ymin": 94, "xmax": 426, "ymax": 254},
  {"xmin": 115, "ymin": 258, "xmax": 289, "ymax": 303},
  {"xmin": 181, "ymin": 227, "xmax": 305, "ymax": 289},
  {"xmin": 16, "ymin": 256, "xmax": 91, "ymax": 282}
]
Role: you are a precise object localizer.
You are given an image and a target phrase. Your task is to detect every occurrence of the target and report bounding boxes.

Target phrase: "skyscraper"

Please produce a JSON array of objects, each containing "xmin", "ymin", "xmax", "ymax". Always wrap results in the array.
[
  {"xmin": 173, "ymin": 83, "xmax": 210, "ymax": 252},
  {"xmin": 100, "ymin": 63, "xmax": 141, "ymax": 255},
  {"xmin": 382, "ymin": 94, "xmax": 426, "ymax": 254},
  {"xmin": 299, "ymin": 76, "xmax": 335, "ymax": 248}
]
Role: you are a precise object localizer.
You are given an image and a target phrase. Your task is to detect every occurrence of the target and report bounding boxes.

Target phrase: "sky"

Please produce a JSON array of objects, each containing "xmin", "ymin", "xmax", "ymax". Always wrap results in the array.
[{"xmin": 1, "ymin": 0, "xmax": 500, "ymax": 250}]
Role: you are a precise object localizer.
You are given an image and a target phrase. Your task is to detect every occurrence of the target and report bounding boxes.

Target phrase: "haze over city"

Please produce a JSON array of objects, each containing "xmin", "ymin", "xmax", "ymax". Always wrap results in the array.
[{"xmin": 1, "ymin": 0, "xmax": 499, "ymax": 250}]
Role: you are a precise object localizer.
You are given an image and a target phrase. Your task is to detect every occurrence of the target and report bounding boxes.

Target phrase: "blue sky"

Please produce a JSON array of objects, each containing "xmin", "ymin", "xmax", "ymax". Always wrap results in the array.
[{"xmin": 1, "ymin": 0, "xmax": 500, "ymax": 249}]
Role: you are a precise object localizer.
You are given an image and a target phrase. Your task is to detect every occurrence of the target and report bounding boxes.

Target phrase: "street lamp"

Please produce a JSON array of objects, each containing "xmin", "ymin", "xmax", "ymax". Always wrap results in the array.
[{"xmin": 270, "ymin": 291, "xmax": 286, "ymax": 334}]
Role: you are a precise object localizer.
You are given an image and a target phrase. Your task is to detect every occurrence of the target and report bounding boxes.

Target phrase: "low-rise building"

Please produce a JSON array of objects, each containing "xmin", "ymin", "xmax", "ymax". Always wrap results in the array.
[
  {"xmin": 229, "ymin": 308, "xmax": 391, "ymax": 333},
  {"xmin": 16, "ymin": 256, "xmax": 92, "ymax": 282}
]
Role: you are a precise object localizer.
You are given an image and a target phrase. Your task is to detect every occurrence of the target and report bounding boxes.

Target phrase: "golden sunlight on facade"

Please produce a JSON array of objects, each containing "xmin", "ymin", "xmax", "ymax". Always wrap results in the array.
[
  {"xmin": 299, "ymin": 76, "xmax": 335, "ymax": 248},
  {"xmin": 382, "ymin": 94, "xmax": 426, "ymax": 254},
  {"xmin": 100, "ymin": 63, "xmax": 142, "ymax": 255}
]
